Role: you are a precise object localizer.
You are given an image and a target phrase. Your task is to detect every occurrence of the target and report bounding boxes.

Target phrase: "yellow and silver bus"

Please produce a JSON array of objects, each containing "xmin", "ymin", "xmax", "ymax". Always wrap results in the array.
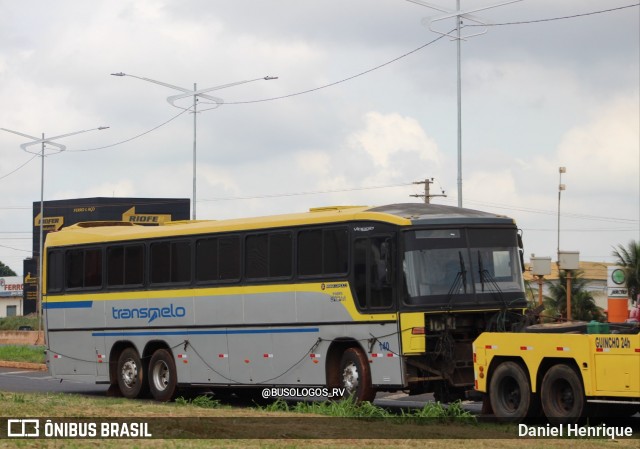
[{"xmin": 43, "ymin": 203, "xmax": 527, "ymax": 402}]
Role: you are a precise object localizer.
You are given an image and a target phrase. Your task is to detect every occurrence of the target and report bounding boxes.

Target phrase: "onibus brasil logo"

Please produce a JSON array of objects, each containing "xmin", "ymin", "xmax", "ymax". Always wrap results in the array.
[{"xmin": 112, "ymin": 304, "xmax": 186, "ymax": 323}]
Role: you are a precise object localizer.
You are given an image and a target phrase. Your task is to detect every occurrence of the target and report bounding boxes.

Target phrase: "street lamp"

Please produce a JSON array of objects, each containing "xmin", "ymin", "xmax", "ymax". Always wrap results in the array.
[
  {"xmin": 110, "ymin": 73, "xmax": 278, "ymax": 220},
  {"xmin": 0, "ymin": 126, "xmax": 109, "ymax": 338},
  {"xmin": 557, "ymin": 166, "xmax": 566, "ymax": 262}
]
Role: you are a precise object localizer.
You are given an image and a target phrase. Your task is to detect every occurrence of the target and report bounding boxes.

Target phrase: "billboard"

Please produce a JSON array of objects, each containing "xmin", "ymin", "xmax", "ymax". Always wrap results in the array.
[
  {"xmin": 0, "ymin": 276, "xmax": 23, "ymax": 297},
  {"xmin": 32, "ymin": 197, "xmax": 190, "ymax": 255},
  {"xmin": 607, "ymin": 266, "xmax": 629, "ymax": 298}
]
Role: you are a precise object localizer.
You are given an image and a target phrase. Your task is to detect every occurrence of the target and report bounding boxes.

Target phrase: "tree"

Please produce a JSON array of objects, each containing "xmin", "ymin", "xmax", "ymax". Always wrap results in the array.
[
  {"xmin": 611, "ymin": 240, "xmax": 640, "ymax": 302},
  {"xmin": 0, "ymin": 261, "xmax": 17, "ymax": 277},
  {"xmin": 544, "ymin": 269, "xmax": 604, "ymax": 322}
]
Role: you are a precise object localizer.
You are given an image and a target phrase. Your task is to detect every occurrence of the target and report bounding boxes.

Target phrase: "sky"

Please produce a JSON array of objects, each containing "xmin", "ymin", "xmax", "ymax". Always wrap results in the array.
[{"xmin": 0, "ymin": 0, "xmax": 638, "ymax": 276}]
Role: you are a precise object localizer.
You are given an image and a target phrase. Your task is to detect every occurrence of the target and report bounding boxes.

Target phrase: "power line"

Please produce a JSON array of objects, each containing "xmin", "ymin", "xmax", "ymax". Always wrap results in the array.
[
  {"xmin": 67, "ymin": 108, "xmax": 190, "ymax": 153},
  {"xmin": 0, "ymin": 243, "xmax": 31, "ymax": 253},
  {"xmin": 0, "ymin": 154, "xmax": 38, "ymax": 182},
  {"xmin": 466, "ymin": 3, "xmax": 639, "ymax": 27},
  {"xmin": 222, "ymin": 34, "xmax": 450, "ymax": 105}
]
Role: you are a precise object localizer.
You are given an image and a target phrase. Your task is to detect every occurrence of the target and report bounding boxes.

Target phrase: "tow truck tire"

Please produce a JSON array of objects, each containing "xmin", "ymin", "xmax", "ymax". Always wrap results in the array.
[
  {"xmin": 339, "ymin": 347, "xmax": 376, "ymax": 403},
  {"xmin": 116, "ymin": 347, "xmax": 148, "ymax": 399},
  {"xmin": 148, "ymin": 349, "xmax": 178, "ymax": 402},
  {"xmin": 489, "ymin": 361, "xmax": 532, "ymax": 422},
  {"xmin": 540, "ymin": 364, "xmax": 585, "ymax": 425}
]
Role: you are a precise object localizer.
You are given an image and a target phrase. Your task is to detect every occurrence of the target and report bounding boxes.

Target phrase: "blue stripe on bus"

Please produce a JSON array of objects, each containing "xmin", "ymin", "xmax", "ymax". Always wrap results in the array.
[
  {"xmin": 91, "ymin": 327, "xmax": 320, "ymax": 337},
  {"xmin": 43, "ymin": 301, "xmax": 93, "ymax": 309}
]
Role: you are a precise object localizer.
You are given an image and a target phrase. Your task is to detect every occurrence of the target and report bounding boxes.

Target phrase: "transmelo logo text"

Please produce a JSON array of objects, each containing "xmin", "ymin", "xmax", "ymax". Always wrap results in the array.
[{"xmin": 112, "ymin": 304, "xmax": 186, "ymax": 323}]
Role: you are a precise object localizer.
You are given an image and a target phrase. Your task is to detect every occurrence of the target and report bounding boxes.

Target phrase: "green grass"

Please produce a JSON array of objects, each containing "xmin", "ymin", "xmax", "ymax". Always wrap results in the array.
[
  {"xmin": 175, "ymin": 395, "xmax": 226, "ymax": 409},
  {"xmin": 0, "ymin": 315, "xmax": 38, "ymax": 331},
  {"xmin": 0, "ymin": 344, "xmax": 45, "ymax": 363},
  {"xmin": 259, "ymin": 395, "xmax": 474, "ymax": 420}
]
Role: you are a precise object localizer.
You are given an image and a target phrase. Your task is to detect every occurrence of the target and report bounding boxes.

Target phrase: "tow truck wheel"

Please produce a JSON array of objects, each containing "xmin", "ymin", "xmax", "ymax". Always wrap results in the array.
[
  {"xmin": 489, "ymin": 361, "xmax": 532, "ymax": 422},
  {"xmin": 540, "ymin": 364, "xmax": 585, "ymax": 425}
]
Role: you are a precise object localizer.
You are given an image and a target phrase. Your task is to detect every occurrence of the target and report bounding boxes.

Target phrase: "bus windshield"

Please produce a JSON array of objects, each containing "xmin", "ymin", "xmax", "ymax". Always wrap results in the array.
[{"xmin": 402, "ymin": 228, "xmax": 525, "ymax": 307}]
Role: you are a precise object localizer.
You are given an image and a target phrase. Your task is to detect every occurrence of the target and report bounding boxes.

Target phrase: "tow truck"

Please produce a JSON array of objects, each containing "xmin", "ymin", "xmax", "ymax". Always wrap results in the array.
[{"xmin": 473, "ymin": 322, "xmax": 640, "ymax": 424}]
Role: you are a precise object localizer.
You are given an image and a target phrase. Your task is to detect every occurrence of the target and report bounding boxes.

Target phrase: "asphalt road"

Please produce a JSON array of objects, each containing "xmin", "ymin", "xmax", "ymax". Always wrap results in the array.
[
  {"xmin": 0, "ymin": 366, "xmax": 483, "ymax": 413},
  {"xmin": 0, "ymin": 366, "xmax": 109, "ymax": 397}
]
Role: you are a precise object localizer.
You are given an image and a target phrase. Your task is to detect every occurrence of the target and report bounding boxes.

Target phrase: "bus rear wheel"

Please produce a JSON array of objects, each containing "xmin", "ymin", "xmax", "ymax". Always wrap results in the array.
[
  {"xmin": 489, "ymin": 361, "xmax": 532, "ymax": 422},
  {"xmin": 540, "ymin": 364, "xmax": 585, "ymax": 425},
  {"xmin": 117, "ymin": 347, "xmax": 147, "ymax": 399},
  {"xmin": 149, "ymin": 349, "xmax": 178, "ymax": 402},
  {"xmin": 339, "ymin": 348, "xmax": 375, "ymax": 403}
]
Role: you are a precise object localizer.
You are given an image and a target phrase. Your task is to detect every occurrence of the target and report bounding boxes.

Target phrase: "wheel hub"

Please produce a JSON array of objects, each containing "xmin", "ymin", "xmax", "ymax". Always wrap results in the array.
[
  {"xmin": 152, "ymin": 360, "xmax": 170, "ymax": 392},
  {"xmin": 121, "ymin": 360, "xmax": 138, "ymax": 388},
  {"xmin": 342, "ymin": 362, "xmax": 359, "ymax": 393}
]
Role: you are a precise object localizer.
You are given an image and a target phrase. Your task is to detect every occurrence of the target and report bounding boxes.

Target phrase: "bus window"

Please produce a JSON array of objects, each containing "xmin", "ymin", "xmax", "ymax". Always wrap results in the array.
[
  {"xmin": 150, "ymin": 241, "xmax": 191, "ymax": 285},
  {"xmin": 404, "ymin": 248, "xmax": 471, "ymax": 299},
  {"xmin": 270, "ymin": 232, "xmax": 292, "ymax": 278},
  {"xmin": 219, "ymin": 236, "xmax": 240, "ymax": 280},
  {"xmin": 467, "ymin": 228, "xmax": 523, "ymax": 294},
  {"xmin": 298, "ymin": 230, "xmax": 322, "ymax": 276},
  {"xmin": 246, "ymin": 232, "xmax": 293, "ymax": 280},
  {"xmin": 107, "ymin": 245, "xmax": 144, "ymax": 287},
  {"xmin": 246, "ymin": 234, "xmax": 268, "ymax": 279},
  {"xmin": 298, "ymin": 228, "xmax": 348, "ymax": 277},
  {"xmin": 196, "ymin": 236, "xmax": 241, "ymax": 282},
  {"xmin": 47, "ymin": 250, "xmax": 64, "ymax": 293},
  {"xmin": 196, "ymin": 238, "xmax": 219, "ymax": 282},
  {"xmin": 324, "ymin": 229, "xmax": 348, "ymax": 274},
  {"xmin": 353, "ymin": 236, "xmax": 394, "ymax": 310},
  {"xmin": 65, "ymin": 248, "xmax": 102, "ymax": 290}
]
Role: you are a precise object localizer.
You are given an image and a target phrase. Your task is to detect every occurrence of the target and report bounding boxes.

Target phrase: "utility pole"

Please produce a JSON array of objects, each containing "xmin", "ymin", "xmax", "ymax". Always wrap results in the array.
[{"xmin": 411, "ymin": 178, "xmax": 447, "ymax": 204}]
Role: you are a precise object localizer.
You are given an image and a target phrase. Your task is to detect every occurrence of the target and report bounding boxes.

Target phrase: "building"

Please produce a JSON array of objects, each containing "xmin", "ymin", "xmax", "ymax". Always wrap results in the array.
[{"xmin": 0, "ymin": 276, "xmax": 24, "ymax": 317}]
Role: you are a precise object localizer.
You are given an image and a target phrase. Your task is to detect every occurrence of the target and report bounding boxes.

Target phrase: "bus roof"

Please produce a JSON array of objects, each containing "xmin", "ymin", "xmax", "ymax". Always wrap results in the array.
[{"xmin": 44, "ymin": 203, "xmax": 515, "ymax": 248}]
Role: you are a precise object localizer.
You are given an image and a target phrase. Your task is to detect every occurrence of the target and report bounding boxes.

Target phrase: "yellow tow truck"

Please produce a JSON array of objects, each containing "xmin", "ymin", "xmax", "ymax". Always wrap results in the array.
[{"xmin": 473, "ymin": 323, "xmax": 640, "ymax": 424}]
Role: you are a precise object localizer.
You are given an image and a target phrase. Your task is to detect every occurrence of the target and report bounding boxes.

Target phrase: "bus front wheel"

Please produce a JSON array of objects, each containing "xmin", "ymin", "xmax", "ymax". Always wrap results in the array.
[
  {"xmin": 489, "ymin": 361, "xmax": 532, "ymax": 422},
  {"xmin": 339, "ymin": 348, "xmax": 375, "ymax": 403},
  {"xmin": 148, "ymin": 349, "xmax": 178, "ymax": 402},
  {"xmin": 540, "ymin": 364, "xmax": 585, "ymax": 425},
  {"xmin": 116, "ymin": 347, "xmax": 147, "ymax": 399}
]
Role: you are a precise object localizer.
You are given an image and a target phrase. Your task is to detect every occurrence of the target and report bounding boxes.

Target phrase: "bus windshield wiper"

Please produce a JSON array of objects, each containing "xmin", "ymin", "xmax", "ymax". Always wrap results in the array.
[{"xmin": 445, "ymin": 251, "xmax": 467, "ymax": 309}]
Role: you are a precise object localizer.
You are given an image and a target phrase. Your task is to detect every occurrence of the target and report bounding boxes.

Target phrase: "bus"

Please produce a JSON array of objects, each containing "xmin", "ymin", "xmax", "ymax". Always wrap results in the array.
[{"xmin": 43, "ymin": 203, "xmax": 528, "ymax": 402}]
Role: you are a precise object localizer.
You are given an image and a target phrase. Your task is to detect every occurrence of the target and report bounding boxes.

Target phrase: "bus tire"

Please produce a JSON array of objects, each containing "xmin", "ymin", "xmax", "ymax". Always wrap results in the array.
[
  {"xmin": 148, "ymin": 349, "xmax": 178, "ymax": 402},
  {"xmin": 489, "ymin": 361, "xmax": 532, "ymax": 422},
  {"xmin": 339, "ymin": 347, "xmax": 375, "ymax": 403},
  {"xmin": 116, "ymin": 347, "xmax": 147, "ymax": 399},
  {"xmin": 540, "ymin": 364, "xmax": 585, "ymax": 425}
]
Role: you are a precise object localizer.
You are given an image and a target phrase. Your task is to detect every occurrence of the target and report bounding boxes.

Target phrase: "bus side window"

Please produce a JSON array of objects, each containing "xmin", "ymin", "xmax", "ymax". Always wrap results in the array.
[
  {"xmin": 47, "ymin": 250, "xmax": 64, "ymax": 293},
  {"xmin": 298, "ymin": 228, "xmax": 348, "ymax": 277},
  {"xmin": 65, "ymin": 248, "xmax": 102, "ymax": 290},
  {"xmin": 353, "ymin": 236, "xmax": 394, "ymax": 310}
]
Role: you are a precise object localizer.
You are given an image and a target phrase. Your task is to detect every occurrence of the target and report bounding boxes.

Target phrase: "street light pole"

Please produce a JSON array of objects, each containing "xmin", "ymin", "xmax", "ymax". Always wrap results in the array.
[
  {"xmin": 0, "ymin": 126, "xmax": 109, "ymax": 339},
  {"xmin": 111, "ymin": 73, "xmax": 278, "ymax": 220},
  {"xmin": 557, "ymin": 166, "xmax": 566, "ymax": 262},
  {"xmin": 406, "ymin": 0, "xmax": 521, "ymax": 207},
  {"xmin": 193, "ymin": 82, "xmax": 197, "ymax": 221}
]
